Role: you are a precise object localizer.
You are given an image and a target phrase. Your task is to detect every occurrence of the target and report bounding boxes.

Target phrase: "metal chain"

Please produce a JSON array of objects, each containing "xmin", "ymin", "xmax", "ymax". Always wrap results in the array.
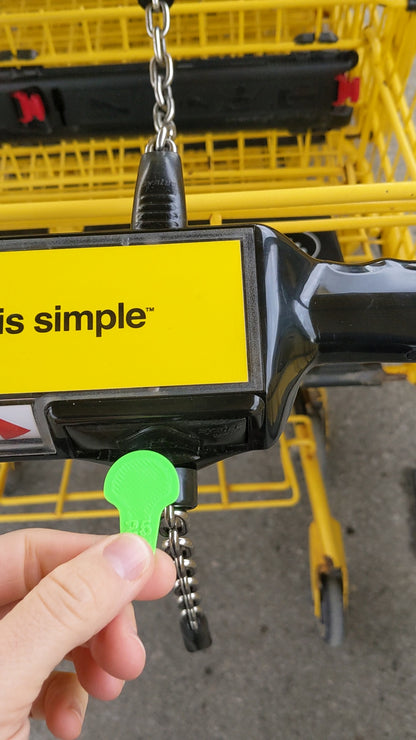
[
  {"xmin": 142, "ymin": 1, "xmax": 206, "ymax": 645},
  {"xmin": 145, "ymin": 0, "xmax": 177, "ymax": 152},
  {"xmin": 159, "ymin": 505, "xmax": 200, "ymax": 632}
]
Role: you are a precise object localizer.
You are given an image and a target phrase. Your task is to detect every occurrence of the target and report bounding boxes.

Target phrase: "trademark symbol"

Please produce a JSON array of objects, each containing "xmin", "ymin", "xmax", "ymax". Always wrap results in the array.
[{"xmin": 146, "ymin": 307, "xmax": 155, "ymax": 312}]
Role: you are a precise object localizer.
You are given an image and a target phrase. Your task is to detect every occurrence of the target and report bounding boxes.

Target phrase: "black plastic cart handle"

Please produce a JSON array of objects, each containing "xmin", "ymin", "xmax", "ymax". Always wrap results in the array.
[{"xmin": 0, "ymin": 223, "xmax": 415, "ymax": 473}]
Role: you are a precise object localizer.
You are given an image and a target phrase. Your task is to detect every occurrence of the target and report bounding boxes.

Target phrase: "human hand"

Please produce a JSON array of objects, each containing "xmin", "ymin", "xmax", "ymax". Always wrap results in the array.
[{"xmin": 0, "ymin": 529, "xmax": 176, "ymax": 740}]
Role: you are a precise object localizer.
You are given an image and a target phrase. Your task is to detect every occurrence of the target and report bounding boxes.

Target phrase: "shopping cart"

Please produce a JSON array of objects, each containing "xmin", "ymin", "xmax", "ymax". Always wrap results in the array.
[{"xmin": 0, "ymin": 0, "xmax": 416, "ymax": 649}]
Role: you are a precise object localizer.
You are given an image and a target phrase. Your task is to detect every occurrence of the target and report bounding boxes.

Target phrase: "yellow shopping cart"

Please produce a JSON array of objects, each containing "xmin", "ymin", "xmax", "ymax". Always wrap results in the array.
[{"xmin": 0, "ymin": 0, "xmax": 415, "ymax": 649}]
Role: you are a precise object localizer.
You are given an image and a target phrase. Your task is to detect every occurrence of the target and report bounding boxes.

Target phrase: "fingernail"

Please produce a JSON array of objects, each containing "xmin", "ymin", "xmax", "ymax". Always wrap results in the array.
[{"xmin": 103, "ymin": 534, "xmax": 152, "ymax": 580}]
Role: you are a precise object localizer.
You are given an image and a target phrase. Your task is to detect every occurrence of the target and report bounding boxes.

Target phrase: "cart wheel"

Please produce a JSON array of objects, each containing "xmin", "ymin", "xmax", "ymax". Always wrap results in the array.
[{"xmin": 320, "ymin": 572, "xmax": 344, "ymax": 647}]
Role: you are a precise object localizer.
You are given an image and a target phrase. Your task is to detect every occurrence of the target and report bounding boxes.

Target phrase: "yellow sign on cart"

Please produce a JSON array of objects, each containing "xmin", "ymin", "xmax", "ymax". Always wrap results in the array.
[{"xmin": 0, "ymin": 240, "xmax": 248, "ymax": 394}]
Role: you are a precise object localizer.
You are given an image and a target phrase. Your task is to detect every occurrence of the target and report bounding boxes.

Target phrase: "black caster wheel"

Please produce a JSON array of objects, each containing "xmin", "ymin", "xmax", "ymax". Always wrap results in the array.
[{"xmin": 320, "ymin": 571, "xmax": 344, "ymax": 647}]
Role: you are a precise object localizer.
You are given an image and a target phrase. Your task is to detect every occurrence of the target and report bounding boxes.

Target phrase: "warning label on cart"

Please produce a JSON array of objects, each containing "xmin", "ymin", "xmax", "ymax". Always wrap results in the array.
[
  {"xmin": 0, "ymin": 405, "xmax": 41, "ymax": 442},
  {"xmin": 0, "ymin": 240, "xmax": 248, "ymax": 393}
]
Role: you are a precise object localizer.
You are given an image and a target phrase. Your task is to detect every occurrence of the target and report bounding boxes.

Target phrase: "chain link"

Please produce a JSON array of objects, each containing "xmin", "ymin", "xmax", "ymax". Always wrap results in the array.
[
  {"xmin": 145, "ymin": 0, "xmax": 177, "ymax": 152},
  {"xmin": 160, "ymin": 505, "xmax": 201, "ymax": 632}
]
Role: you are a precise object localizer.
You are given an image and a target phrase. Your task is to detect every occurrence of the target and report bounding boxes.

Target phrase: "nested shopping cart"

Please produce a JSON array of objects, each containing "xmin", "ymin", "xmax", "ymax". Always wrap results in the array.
[{"xmin": 0, "ymin": 0, "xmax": 416, "ymax": 647}]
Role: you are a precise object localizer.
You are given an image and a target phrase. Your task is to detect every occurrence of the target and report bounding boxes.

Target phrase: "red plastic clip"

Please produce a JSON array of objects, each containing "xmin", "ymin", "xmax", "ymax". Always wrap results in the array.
[
  {"xmin": 334, "ymin": 75, "xmax": 360, "ymax": 106},
  {"xmin": 11, "ymin": 90, "xmax": 46, "ymax": 124}
]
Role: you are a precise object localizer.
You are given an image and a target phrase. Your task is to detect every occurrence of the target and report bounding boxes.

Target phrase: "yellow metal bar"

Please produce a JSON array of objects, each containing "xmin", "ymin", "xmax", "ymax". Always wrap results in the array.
[
  {"xmin": 383, "ymin": 364, "xmax": 416, "ymax": 384},
  {"xmin": 278, "ymin": 432, "xmax": 301, "ymax": 507},
  {"xmin": 55, "ymin": 459, "xmax": 73, "ymax": 517},
  {"xmin": 225, "ymin": 481, "xmax": 291, "ymax": 492},
  {"xmin": 293, "ymin": 417, "xmax": 341, "ymax": 562},
  {"xmin": 3, "ymin": 23, "xmax": 17, "ymax": 57},
  {"xmin": 0, "ymin": 491, "xmax": 108, "ymax": 507},
  {"xmin": 188, "ymin": 182, "xmax": 416, "ymax": 213},
  {"xmin": 292, "ymin": 416, "xmax": 348, "ymax": 612},
  {"xmin": 1, "ymin": 214, "xmax": 415, "ymax": 239},
  {"xmin": 195, "ymin": 500, "xmax": 295, "ymax": 512},
  {"xmin": 1, "ymin": 182, "xmax": 416, "ymax": 227},
  {"xmin": 0, "ymin": 0, "xmax": 407, "ymax": 22},
  {"xmin": 366, "ymin": 31, "xmax": 416, "ymax": 181},
  {"xmin": 198, "ymin": 200, "xmax": 416, "ymax": 217},
  {"xmin": 0, "ymin": 464, "xmax": 10, "ymax": 499},
  {"xmin": 216, "ymin": 460, "xmax": 230, "ymax": 506}
]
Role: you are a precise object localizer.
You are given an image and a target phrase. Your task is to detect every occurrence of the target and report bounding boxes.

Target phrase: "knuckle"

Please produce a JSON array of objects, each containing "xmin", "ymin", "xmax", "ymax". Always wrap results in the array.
[
  {"xmin": 23, "ymin": 532, "xmax": 43, "ymax": 593},
  {"xmin": 37, "ymin": 568, "xmax": 100, "ymax": 630}
]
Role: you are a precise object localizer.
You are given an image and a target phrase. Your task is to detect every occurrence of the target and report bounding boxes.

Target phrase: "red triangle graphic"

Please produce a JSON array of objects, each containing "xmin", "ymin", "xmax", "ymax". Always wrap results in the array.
[{"xmin": 0, "ymin": 418, "xmax": 31, "ymax": 440}]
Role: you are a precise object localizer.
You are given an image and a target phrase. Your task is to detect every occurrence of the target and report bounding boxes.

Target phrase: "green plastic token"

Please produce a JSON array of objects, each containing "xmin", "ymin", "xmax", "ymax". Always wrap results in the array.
[{"xmin": 104, "ymin": 450, "xmax": 179, "ymax": 551}]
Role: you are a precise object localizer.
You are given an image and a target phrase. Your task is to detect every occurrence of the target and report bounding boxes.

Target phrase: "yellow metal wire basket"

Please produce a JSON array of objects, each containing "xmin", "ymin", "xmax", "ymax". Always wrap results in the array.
[
  {"xmin": 0, "ymin": 1, "xmax": 355, "ymax": 68},
  {"xmin": 1, "ymin": 2, "xmax": 415, "ymax": 261}
]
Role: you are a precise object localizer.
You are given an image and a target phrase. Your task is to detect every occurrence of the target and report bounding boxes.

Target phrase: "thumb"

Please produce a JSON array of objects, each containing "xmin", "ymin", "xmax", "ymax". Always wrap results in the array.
[{"xmin": 0, "ymin": 534, "xmax": 153, "ymax": 716}]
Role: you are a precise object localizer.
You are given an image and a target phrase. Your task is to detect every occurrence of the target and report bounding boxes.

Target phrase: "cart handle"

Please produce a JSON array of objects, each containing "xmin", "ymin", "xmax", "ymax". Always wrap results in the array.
[{"xmin": 310, "ymin": 259, "xmax": 416, "ymax": 364}]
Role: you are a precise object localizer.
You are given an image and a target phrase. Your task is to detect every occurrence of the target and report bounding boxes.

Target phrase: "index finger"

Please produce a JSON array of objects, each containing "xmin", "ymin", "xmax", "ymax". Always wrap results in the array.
[{"xmin": 0, "ymin": 529, "xmax": 101, "ymax": 605}]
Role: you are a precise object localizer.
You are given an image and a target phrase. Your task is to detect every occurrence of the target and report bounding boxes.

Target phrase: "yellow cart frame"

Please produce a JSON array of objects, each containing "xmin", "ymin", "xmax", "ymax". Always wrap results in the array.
[{"xmin": 1, "ymin": 0, "xmax": 416, "ymax": 626}]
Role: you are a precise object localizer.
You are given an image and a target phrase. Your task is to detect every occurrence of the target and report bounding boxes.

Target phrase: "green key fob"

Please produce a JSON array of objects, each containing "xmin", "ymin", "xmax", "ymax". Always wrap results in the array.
[{"xmin": 104, "ymin": 450, "xmax": 179, "ymax": 551}]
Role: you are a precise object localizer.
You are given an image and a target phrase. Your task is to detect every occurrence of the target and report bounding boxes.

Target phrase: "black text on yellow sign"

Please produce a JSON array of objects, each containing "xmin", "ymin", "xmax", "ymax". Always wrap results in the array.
[
  {"xmin": 0, "ymin": 240, "xmax": 248, "ymax": 394},
  {"xmin": 0, "ymin": 303, "xmax": 148, "ymax": 338}
]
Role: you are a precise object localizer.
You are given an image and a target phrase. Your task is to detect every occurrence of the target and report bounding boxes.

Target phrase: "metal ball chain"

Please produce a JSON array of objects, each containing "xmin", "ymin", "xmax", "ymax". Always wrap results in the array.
[{"xmin": 159, "ymin": 506, "xmax": 201, "ymax": 633}]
